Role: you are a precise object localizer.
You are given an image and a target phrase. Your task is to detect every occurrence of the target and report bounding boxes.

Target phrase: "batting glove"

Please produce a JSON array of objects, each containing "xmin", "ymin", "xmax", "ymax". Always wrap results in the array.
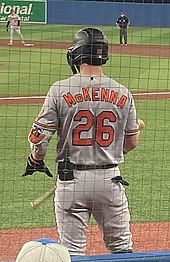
[
  {"xmin": 22, "ymin": 154, "xmax": 53, "ymax": 177},
  {"xmin": 112, "ymin": 176, "xmax": 129, "ymax": 186},
  {"xmin": 6, "ymin": 28, "xmax": 8, "ymax": 32}
]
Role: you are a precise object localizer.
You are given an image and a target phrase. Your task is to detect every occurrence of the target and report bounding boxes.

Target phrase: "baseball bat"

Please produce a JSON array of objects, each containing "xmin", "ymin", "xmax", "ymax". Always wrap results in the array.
[{"xmin": 30, "ymin": 187, "xmax": 55, "ymax": 209}]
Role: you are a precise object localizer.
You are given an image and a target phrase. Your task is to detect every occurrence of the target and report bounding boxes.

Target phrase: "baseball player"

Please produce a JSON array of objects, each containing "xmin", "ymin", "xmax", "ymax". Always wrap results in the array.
[
  {"xmin": 22, "ymin": 28, "xmax": 141, "ymax": 255},
  {"xmin": 116, "ymin": 12, "xmax": 130, "ymax": 45},
  {"xmin": 6, "ymin": 9, "xmax": 25, "ymax": 46}
]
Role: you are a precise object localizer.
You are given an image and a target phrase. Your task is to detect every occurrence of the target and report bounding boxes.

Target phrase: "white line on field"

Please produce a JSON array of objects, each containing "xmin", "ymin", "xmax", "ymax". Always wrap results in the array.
[
  {"xmin": 0, "ymin": 96, "xmax": 46, "ymax": 100},
  {"xmin": 0, "ymin": 91, "xmax": 170, "ymax": 101},
  {"xmin": 133, "ymin": 91, "xmax": 170, "ymax": 96}
]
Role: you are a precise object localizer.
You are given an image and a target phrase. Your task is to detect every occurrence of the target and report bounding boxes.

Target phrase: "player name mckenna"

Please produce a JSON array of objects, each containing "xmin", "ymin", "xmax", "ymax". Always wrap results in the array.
[{"xmin": 63, "ymin": 87, "xmax": 127, "ymax": 108}]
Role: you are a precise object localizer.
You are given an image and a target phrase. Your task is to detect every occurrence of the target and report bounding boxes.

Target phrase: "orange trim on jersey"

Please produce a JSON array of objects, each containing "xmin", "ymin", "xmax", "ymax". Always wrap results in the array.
[
  {"xmin": 125, "ymin": 129, "xmax": 140, "ymax": 135},
  {"xmin": 34, "ymin": 121, "xmax": 57, "ymax": 129},
  {"xmin": 29, "ymin": 154, "xmax": 37, "ymax": 164}
]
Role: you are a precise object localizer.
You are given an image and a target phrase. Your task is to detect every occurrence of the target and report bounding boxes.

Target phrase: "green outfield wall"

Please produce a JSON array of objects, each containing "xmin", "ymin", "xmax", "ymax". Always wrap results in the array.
[{"xmin": 0, "ymin": 0, "xmax": 47, "ymax": 23}]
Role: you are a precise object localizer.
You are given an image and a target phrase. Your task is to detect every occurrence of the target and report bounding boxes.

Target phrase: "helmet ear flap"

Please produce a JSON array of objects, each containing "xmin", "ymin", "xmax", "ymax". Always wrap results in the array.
[
  {"xmin": 67, "ymin": 49, "xmax": 73, "ymax": 66},
  {"xmin": 66, "ymin": 50, "xmax": 77, "ymax": 74}
]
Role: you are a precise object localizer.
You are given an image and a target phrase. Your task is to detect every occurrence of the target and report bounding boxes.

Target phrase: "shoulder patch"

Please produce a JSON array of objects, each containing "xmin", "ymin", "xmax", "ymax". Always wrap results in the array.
[{"xmin": 29, "ymin": 127, "xmax": 45, "ymax": 144}]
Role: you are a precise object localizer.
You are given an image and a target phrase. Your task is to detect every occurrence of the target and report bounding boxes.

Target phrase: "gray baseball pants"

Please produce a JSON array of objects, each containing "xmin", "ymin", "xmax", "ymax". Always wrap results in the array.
[
  {"xmin": 54, "ymin": 167, "xmax": 132, "ymax": 256},
  {"xmin": 120, "ymin": 28, "xmax": 128, "ymax": 45},
  {"xmin": 9, "ymin": 26, "xmax": 24, "ymax": 44}
]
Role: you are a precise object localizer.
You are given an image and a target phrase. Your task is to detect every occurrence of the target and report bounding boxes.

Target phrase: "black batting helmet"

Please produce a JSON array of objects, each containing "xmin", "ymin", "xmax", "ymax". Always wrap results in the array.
[{"xmin": 67, "ymin": 27, "xmax": 109, "ymax": 74}]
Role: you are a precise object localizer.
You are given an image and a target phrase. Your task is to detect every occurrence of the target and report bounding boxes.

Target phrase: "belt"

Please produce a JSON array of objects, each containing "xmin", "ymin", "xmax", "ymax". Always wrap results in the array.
[
  {"xmin": 58, "ymin": 160, "xmax": 118, "ymax": 181},
  {"xmin": 73, "ymin": 163, "xmax": 118, "ymax": 170}
]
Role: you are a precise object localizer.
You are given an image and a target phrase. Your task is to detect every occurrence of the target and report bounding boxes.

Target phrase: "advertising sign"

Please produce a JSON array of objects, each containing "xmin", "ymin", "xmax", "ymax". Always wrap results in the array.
[{"xmin": 0, "ymin": 0, "xmax": 47, "ymax": 23}]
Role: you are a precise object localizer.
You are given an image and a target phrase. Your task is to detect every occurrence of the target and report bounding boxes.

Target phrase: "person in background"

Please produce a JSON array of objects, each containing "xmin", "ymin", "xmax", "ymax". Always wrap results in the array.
[
  {"xmin": 116, "ymin": 11, "xmax": 130, "ymax": 45},
  {"xmin": 6, "ymin": 9, "xmax": 25, "ymax": 46},
  {"xmin": 16, "ymin": 238, "xmax": 71, "ymax": 262}
]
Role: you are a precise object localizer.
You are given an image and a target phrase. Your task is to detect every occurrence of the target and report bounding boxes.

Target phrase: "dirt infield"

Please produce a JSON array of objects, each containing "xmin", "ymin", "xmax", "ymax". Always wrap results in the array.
[
  {"xmin": 0, "ymin": 91, "xmax": 170, "ymax": 106},
  {"xmin": 0, "ymin": 40, "xmax": 170, "ymax": 260},
  {"xmin": 0, "ymin": 39, "xmax": 170, "ymax": 58},
  {"xmin": 0, "ymin": 222, "xmax": 170, "ymax": 260}
]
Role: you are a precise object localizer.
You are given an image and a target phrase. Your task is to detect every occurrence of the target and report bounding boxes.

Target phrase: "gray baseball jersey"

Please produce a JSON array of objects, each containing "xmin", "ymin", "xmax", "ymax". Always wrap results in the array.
[
  {"xmin": 31, "ymin": 74, "xmax": 138, "ymax": 165},
  {"xmin": 7, "ymin": 14, "xmax": 20, "ymax": 27}
]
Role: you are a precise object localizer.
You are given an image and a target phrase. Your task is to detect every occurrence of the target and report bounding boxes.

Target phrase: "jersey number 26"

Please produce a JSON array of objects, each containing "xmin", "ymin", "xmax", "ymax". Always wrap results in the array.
[{"xmin": 72, "ymin": 110, "xmax": 116, "ymax": 147}]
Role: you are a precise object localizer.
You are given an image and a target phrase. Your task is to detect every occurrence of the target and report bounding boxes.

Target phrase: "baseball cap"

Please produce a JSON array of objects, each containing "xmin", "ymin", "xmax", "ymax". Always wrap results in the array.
[{"xmin": 16, "ymin": 238, "xmax": 71, "ymax": 262}]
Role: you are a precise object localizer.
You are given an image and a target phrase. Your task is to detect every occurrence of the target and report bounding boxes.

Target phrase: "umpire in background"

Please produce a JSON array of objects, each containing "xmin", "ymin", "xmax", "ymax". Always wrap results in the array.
[{"xmin": 116, "ymin": 11, "xmax": 130, "ymax": 45}]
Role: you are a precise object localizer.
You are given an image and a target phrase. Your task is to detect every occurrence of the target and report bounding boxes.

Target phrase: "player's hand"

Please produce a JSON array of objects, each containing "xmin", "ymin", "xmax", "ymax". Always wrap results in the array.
[
  {"xmin": 6, "ymin": 28, "xmax": 8, "ymax": 32},
  {"xmin": 137, "ymin": 119, "xmax": 145, "ymax": 130},
  {"xmin": 22, "ymin": 154, "xmax": 53, "ymax": 177}
]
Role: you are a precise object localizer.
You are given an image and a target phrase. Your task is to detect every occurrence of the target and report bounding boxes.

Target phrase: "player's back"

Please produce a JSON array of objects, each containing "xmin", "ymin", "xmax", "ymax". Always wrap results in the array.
[{"xmin": 47, "ymin": 74, "xmax": 136, "ymax": 165}]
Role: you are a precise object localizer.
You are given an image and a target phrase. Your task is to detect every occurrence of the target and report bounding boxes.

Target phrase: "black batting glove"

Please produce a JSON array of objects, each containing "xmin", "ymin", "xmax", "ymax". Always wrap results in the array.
[
  {"xmin": 6, "ymin": 28, "xmax": 8, "ymax": 32},
  {"xmin": 22, "ymin": 154, "xmax": 53, "ymax": 177}
]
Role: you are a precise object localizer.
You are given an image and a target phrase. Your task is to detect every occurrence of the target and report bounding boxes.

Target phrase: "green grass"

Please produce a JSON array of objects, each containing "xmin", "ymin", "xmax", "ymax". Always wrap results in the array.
[
  {"xmin": 0, "ymin": 47, "xmax": 169, "ymax": 95},
  {"xmin": 0, "ymin": 24, "xmax": 169, "ymax": 230},
  {"xmin": 0, "ymin": 24, "xmax": 170, "ymax": 45},
  {"xmin": 106, "ymin": 55, "xmax": 170, "ymax": 91},
  {"xmin": 0, "ymin": 104, "xmax": 56, "ymax": 229},
  {"xmin": 0, "ymin": 48, "xmax": 70, "ymax": 95},
  {"xmin": 0, "ymin": 99, "xmax": 169, "ymax": 229},
  {"xmin": 122, "ymin": 99, "xmax": 170, "ymax": 223},
  {"xmin": 0, "ymin": 24, "xmax": 169, "ymax": 95}
]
